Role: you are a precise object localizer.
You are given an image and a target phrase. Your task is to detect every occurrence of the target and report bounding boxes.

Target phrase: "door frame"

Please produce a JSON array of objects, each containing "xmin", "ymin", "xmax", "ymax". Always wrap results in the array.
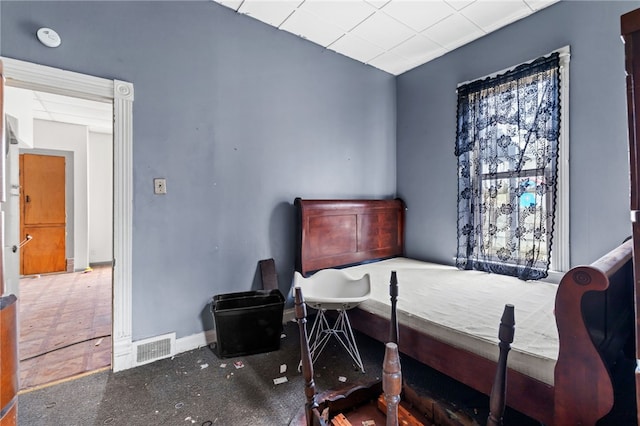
[{"xmin": 1, "ymin": 56, "xmax": 134, "ymax": 372}]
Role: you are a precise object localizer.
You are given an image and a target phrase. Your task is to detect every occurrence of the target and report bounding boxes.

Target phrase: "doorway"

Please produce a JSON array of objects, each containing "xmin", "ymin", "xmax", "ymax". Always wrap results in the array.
[
  {"xmin": 1, "ymin": 56, "xmax": 134, "ymax": 374},
  {"xmin": 6, "ymin": 87, "xmax": 115, "ymax": 389}
]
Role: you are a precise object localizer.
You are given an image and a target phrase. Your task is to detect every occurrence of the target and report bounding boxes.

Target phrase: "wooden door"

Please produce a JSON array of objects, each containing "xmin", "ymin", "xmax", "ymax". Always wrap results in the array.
[
  {"xmin": 19, "ymin": 153, "xmax": 66, "ymax": 275},
  {"xmin": 622, "ymin": 8, "xmax": 640, "ymax": 425}
]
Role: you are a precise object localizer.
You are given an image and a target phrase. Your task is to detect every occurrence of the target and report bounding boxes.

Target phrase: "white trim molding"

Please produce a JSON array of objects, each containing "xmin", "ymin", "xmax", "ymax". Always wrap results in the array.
[
  {"xmin": 1, "ymin": 57, "xmax": 135, "ymax": 371},
  {"xmin": 553, "ymin": 46, "xmax": 571, "ymax": 273}
]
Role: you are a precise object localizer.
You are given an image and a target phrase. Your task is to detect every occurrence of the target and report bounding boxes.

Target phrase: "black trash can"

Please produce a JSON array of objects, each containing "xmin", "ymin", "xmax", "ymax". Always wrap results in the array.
[{"xmin": 211, "ymin": 289, "xmax": 284, "ymax": 358}]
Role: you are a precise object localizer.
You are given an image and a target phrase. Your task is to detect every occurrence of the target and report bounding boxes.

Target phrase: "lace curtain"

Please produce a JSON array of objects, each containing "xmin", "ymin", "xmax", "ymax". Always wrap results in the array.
[{"xmin": 455, "ymin": 53, "xmax": 561, "ymax": 280}]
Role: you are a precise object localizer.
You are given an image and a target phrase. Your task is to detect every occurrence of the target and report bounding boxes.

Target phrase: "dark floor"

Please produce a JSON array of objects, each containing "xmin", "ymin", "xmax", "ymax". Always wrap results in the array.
[{"xmin": 18, "ymin": 319, "xmax": 554, "ymax": 426}]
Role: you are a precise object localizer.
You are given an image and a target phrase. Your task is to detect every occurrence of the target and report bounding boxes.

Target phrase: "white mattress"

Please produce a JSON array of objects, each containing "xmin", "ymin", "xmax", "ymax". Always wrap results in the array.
[{"xmin": 341, "ymin": 257, "xmax": 559, "ymax": 385}]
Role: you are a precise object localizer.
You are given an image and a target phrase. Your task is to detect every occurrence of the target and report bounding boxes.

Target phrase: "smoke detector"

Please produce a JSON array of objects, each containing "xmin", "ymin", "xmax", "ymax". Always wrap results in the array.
[{"xmin": 37, "ymin": 28, "xmax": 62, "ymax": 48}]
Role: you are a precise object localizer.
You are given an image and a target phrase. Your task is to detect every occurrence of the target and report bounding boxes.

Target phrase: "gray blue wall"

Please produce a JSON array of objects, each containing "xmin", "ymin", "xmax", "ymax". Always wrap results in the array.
[
  {"xmin": 397, "ymin": 0, "xmax": 638, "ymax": 267},
  {"xmin": 0, "ymin": 1, "xmax": 396, "ymax": 340},
  {"xmin": 1, "ymin": 0, "xmax": 637, "ymax": 343}
]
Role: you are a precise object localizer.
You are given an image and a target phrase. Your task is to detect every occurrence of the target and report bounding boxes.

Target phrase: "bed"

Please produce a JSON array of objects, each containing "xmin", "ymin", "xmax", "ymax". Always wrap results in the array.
[{"xmin": 294, "ymin": 197, "xmax": 635, "ymax": 425}]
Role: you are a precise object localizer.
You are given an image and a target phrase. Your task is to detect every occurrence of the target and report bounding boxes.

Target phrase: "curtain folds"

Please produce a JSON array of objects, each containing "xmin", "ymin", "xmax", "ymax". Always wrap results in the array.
[{"xmin": 455, "ymin": 53, "xmax": 561, "ymax": 280}]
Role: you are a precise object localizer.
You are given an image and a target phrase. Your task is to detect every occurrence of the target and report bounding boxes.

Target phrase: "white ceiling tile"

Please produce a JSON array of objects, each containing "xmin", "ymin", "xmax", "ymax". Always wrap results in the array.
[
  {"xmin": 524, "ymin": 0, "xmax": 559, "ymax": 12},
  {"xmin": 280, "ymin": 9, "xmax": 345, "ymax": 47},
  {"xmin": 390, "ymin": 35, "xmax": 447, "ymax": 63},
  {"xmin": 445, "ymin": 0, "xmax": 477, "ymax": 11},
  {"xmin": 30, "ymin": 91, "xmax": 112, "ymax": 132},
  {"xmin": 365, "ymin": 0, "xmax": 391, "ymax": 9},
  {"xmin": 381, "ymin": 0, "xmax": 455, "ymax": 32},
  {"xmin": 298, "ymin": 0, "xmax": 376, "ymax": 31},
  {"xmin": 368, "ymin": 51, "xmax": 418, "ymax": 75},
  {"xmin": 328, "ymin": 33, "xmax": 386, "ymax": 64},
  {"xmin": 350, "ymin": 11, "xmax": 415, "ymax": 50},
  {"xmin": 422, "ymin": 13, "xmax": 484, "ymax": 49},
  {"xmin": 216, "ymin": 0, "xmax": 554, "ymax": 75},
  {"xmin": 36, "ymin": 101, "xmax": 109, "ymax": 119},
  {"xmin": 238, "ymin": 0, "xmax": 303, "ymax": 27},
  {"xmin": 461, "ymin": 0, "xmax": 531, "ymax": 33},
  {"xmin": 213, "ymin": 0, "xmax": 244, "ymax": 12},
  {"xmin": 35, "ymin": 92, "xmax": 112, "ymax": 114}
]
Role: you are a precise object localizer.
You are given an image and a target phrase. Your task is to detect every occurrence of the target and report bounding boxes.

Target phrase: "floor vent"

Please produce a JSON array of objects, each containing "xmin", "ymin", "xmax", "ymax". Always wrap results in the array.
[{"xmin": 133, "ymin": 333, "xmax": 175, "ymax": 366}]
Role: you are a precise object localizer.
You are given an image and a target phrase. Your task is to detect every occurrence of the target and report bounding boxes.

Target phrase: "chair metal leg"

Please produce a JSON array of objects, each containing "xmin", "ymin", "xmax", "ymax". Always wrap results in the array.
[{"xmin": 304, "ymin": 308, "xmax": 365, "ymax": 373}]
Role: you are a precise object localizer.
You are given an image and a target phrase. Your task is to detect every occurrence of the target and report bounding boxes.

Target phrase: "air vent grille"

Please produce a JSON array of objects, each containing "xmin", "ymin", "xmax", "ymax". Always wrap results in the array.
[{"xmin": 134, "ymin": 333, "xmax": 175, "ymax": 365}]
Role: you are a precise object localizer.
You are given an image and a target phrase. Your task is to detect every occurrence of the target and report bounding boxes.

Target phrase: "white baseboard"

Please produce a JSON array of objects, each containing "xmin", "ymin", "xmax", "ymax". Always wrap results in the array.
[
  {"xmin": 175, "ymin": 329, "xmax": 217, "ymax": 354},
  {"xmin": 120, "ymin": 308, "xmax": 298, "ymax": 369},
  {"xmin": 171, "ymin": 308, "xmax": 297, "ymax": 357}
]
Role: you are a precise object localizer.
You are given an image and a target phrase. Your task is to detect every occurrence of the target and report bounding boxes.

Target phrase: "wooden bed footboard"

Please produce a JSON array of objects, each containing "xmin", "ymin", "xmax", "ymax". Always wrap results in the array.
[{"xmin": 554, "ymin": 239, "xmax": 634, "ymax": 425}]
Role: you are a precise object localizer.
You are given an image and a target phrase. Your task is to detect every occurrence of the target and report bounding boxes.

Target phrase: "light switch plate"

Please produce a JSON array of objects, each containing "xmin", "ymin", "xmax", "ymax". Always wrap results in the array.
[{"xmin": 154, "ymin": 178, "xmax": 167, "ymax": 194}]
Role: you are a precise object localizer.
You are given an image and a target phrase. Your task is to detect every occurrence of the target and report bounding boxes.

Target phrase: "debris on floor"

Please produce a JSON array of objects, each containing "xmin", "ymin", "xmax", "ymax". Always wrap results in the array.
[{"xmin": 273, "ymin": 376, "xmax": 288, "ymax": 385}]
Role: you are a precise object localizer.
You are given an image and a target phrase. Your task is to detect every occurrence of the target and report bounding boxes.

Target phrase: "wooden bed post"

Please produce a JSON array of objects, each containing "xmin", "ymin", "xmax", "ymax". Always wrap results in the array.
[
  {"xmin": 382, "ymin": 342, "xmax": 401, "ymax": 426},
  {"xmin": 487, "ymin": 304, "xmax": 514, "ymax": 426},
  {"xmin": 295, "ymin": 287, "xmax": 320, "ymax": 426},
  {"xmin": 389, "ymin": 271, "xmax": 398, "ymax": 345}
]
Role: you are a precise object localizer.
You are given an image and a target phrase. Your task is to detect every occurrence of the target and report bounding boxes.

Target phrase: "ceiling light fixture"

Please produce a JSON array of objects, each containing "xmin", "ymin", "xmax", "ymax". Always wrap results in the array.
[{"xmin": 36, "ymin": 28, "xmax": 62, "ymax": 48}]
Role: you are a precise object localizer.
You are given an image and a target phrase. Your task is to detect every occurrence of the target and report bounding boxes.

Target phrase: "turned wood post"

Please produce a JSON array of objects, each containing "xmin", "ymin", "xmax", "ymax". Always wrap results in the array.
[
  {"xmin": 487, "ymin": 304, "xmax": 515, "ymax": 426},
  {"xmin": 389, "ymin": 271, "xmax": 398, "ymax": 345},
  {"xmin": 295, "ymin": 287, "xmax": 318, "ymax": 426},
  {"xmin": 383, "ymin": 342, "xmax": 401, "ymax": 426}
]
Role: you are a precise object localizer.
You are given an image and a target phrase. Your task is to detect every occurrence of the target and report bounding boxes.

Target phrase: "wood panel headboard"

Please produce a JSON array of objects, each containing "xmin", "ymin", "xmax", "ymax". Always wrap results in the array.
[{"xmin": 294, "ymin": 198, "xmax": 406, "ymax": 276}]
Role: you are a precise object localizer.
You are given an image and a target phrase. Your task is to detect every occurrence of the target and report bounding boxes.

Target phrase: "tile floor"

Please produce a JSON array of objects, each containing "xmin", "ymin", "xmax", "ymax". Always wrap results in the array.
[{"xmin": 18, "ymin": 265, "xmax": 112, "ymax": 390}]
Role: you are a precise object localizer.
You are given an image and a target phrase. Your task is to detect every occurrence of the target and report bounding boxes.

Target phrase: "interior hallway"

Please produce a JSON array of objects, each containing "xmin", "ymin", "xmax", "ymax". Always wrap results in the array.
[{"xmin": 18, "ymin": 265, "xmax": 112, "ymax": 390}]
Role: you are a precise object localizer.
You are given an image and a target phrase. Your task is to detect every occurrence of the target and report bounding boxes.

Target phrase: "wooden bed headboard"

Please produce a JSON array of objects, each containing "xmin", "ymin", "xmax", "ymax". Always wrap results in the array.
[{"xmin": 294, "ymin": 198, "xmax": 406, "ymax": 276}]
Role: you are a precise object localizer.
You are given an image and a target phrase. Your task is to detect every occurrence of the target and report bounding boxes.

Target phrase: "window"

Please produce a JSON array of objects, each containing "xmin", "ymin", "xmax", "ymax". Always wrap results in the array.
[{"xmin": 455, "ymin": 52, "xmax": 565, "ymax": 280}]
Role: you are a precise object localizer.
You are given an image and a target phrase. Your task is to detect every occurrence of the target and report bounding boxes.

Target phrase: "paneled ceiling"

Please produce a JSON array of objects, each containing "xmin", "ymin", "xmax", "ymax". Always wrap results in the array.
[
  {"xmin": 33, "ymin": 91, "xmax": 113, "ymax": 134},
  {"xmin": 214, "ymin": 0, "xmax": 559, "ymax": 75},
  {"xmin": 7, "ymin": 87, "xmax": 113, "ymax": 134}
]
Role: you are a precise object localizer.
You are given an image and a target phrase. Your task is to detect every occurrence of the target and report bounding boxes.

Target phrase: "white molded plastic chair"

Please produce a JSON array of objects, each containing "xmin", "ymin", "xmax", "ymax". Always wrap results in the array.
[{"xmin": 293, "ymin": 269, "xmax": 371, "ymax": 372}]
